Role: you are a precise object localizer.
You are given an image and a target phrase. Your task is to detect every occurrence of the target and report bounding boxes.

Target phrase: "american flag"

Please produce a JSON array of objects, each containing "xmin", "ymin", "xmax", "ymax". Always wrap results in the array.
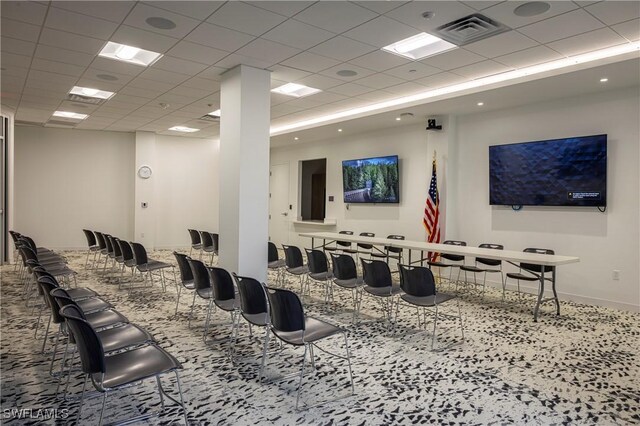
[{"xmin": 423, "ymin": 158, "xmax": 441, "ymax": 261}]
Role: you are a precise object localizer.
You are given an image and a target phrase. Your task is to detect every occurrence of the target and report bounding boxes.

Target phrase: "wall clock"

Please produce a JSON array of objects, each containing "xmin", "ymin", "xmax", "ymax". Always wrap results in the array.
[{"xmin": 137, "ymin": 165, "xmax": 152, "ymax": 179}]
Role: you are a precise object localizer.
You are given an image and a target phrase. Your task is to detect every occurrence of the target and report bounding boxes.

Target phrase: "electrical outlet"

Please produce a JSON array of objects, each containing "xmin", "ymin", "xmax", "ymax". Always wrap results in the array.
[{"xmin": 612, "ymin": 270, "xmax": 620, "ymax": 280}]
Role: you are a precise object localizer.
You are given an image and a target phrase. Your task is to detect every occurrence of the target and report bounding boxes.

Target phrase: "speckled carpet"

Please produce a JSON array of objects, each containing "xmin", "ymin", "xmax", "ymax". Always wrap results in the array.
[{"xmin": 1, "ymin": 248, "xmax": 638, "ymax": 425}]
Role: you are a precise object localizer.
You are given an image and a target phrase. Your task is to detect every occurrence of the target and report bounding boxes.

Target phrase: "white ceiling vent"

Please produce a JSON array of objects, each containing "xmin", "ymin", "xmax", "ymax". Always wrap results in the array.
[
  {"xmin": 432, "ymin": 13, "xmax": 510, "ymax": 46},
  {"xmin": 198, "ymin": 114, "xmax": 220, "ymax": 122},
  {"xmin": 66, "ymin": 93, "xmax": 106, "ymax": 105}
]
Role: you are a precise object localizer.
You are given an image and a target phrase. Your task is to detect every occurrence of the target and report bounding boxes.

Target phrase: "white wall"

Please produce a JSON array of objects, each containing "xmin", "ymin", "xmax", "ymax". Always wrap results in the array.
[
  {"xmin": 455, "ymin": 88, "xmax": 639, "ymax": 311},
  {"xmin": 14, "ymin": 126, "xmax": 135, "ymax": 249},
  {"xmin": 153, "ymin": 135, "xmax": 219, "ymax": 249}
]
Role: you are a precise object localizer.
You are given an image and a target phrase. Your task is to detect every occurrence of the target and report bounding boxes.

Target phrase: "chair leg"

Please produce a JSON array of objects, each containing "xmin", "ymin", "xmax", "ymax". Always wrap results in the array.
[
  {"xmin": 55, "ymin": 337, "xmax": 71, "ymax": 397},
  {"xmin": 203, "ymin": 299, "xmax": 215, "ymax": 340},
  {"xmin": 258, "ymin": 327, "xmax": 270, "ymax": 381},
  {"xmin": 431, "ymin": 304, "xmax": 439, "ymax": 351},
  {"xmin": 457, "ymin": 299, "xmax": 465, "ymax": 342},
  {"xmin": 98, "ymin": 392, "xmax": 108, "ymax": 426},
  {"xmin": 76, "ymin": 374, "xmax": 88, "ymax": 424},
  {"xmin": 41, "ymin": 315, "xmax": 51, "ymax": 354},
  {"xmin": 188, "ymin": 291, "xmax": 197, "ymax": 328},
  {"xmin": 343, "ymin": 332, "xmax": 355, "ymax": 395},
  {"xmin": 295, "ymin": 344, "xmax": 309, "ymax": 410},
  {"xmin": 49, "ymin": 328, "xmax": 61, "ymax": 376},
  {"xmin": 156, "ymin": 376, "xmax": 165, "ymax": 410},
  {"xmin": 174, "ymin": 371, "xmax": 189, "ymax": 426}
]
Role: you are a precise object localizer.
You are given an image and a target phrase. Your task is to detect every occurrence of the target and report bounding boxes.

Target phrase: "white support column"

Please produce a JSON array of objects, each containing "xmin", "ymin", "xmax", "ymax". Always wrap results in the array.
[
  {"xmin": 134, "ymin": 131, "xmax": 157, "ymax": 248},
  {"xmin": 219, "ymin": 65, "xmax": 271, "ymax": 281}
]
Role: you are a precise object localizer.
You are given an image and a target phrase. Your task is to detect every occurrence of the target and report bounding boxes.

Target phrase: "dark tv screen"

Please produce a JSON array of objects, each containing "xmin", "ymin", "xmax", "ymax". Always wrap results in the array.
[
  {"xmin": 489, "ymin": 134, "xmax": 607, "ymax": 207},
  {"xmin": 342, "ymin": 155, "xmax": 399, "ymax": 203}
]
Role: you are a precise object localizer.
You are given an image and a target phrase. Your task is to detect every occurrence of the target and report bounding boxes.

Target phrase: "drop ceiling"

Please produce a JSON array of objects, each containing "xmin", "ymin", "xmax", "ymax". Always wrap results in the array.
[{"xmin": 1, "ymin": 1, "xmax": 639, "ymax": 138}]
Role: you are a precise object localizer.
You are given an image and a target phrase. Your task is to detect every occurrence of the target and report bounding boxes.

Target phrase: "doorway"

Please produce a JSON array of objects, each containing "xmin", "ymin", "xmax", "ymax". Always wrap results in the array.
[
  {"xmin": 300, "ymin": 159, "xmax": 326, "ymax": 221},
  {"xmin": 0, "ymin": 116, "xmax": 6, "ymax": 265},
  {"xmin": 269, "ymin": 163, "xmax": 290, "ymax": 245}
]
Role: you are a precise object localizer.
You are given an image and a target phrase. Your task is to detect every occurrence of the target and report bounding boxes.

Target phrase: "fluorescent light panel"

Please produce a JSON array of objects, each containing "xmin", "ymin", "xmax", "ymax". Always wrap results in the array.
[
  {"xmin": 99, "ymin": 42, "xmax": 162, "ymax": 66},
  {"xmin": 271, "ymin": 83, "xmax": 321, "ymax": 98},
  {"xmin": 382, "ymin": 33, "xmax": 457, "ymax": 60},
  {"xmin": 169, "ymin": 126, "xmax": 199, "ymax": 133},
  {"xmin": 208, "ymin": 109, "xmax": 221, "ymax": 117},
  {"xmin": 53, "ymin": 111, "xmax": 88, "ymax": 120},
  {"xmin": 69, "ymin": 86, "xmax": 114, "ymax": 100},
  {"xmin": 271, "ymin": 42, "xmax": 640, "ymax": 135}
]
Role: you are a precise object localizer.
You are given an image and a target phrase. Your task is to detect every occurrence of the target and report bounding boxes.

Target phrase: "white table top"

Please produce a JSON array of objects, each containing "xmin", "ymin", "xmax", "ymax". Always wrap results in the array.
[{"xmin": 299, "ymin": 231, "xmax": 580, "ymax": 266}]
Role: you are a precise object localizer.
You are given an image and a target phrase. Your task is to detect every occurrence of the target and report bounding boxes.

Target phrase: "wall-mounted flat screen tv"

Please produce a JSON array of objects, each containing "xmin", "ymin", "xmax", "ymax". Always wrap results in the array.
[
  {"xmin": 489, "ymin": 134, "xmax": 607, "ymax": 207},
  {"xmin": 342, "ymin": 155, "xmax": 399, "ymax": 203}
]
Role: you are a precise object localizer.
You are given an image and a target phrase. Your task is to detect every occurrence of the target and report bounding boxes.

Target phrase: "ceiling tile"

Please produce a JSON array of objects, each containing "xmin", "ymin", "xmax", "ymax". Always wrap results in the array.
[
  {"xmin": 31, "ymin": 57, "xmax": 85, "ymax": 77},
  {"xmin": 110, "ymin": 25, "xmax": 179, "ymax": 53},
  {"xmin": 384, "ymin": 81, "xmax": 428, "ymax": 96},
  {"xmin": 138, "ymin": 68, "xmax": 191, "ymax": 84},
  {"xmin": 1, "ymin": 65, "xmax": 28, "ymax": 79},
  {"xmin": 343, "ymin": 16, "xmax": 419, "ymax": 48},
  {"xmin": 1, "ymin": 51, "xmax": 32, "ymax": 68},
  {"xmin": 518, "ymin": 10, "xmax": 605, "ymax": 44},
  {"xmin": 612, "ymin": 18, "xmax": 640, "ymax": 42},
  {"xmin": 319, "ymin": 63, "xmax": 377, "ymax": 81},
  {"xmin": 420, "ymin": 48, "xmax": 485, "ymax": 70},
  {"xmin": 38, "ymin": 28, "xmax": 107, "ymax": 55},
  {"xmin": 1, "ymin": 37, "xmax": 36, "ymax": 57},
  {"xmin": 283, "ymin": 96, "xmax": 324, "ymax": 110},
  {"xmin": 109, "ymin": 94, "xmax": 149, "ymax": 105},
  {"xmin": 482, "ymin": 1, "xmax": 579, "ymax": 29},
  {"xmin": 414, "ymin": 71, "xmax": 468, "ymax": 89},
  {"xmin": 197, "ymin": 66, "xmax": 227, "ymax": 81},
  {"xmin": 271, "ymin": 103, "xmax": 300, "ymax": 118},
  {"xmin": 16, "ymin": 108, "xmax": 55, "ymax": 122},
  {"xmin": 127, "ymin": 77, "xmax": 176, "ymax": 92},
  {"xmin": 354, "ymin": 72, "xmax": 405, "ymax": 89},
  {"xmin": 248, "ymin": 1, "xmax": 315, "ymax": 17},
  {"xmin": 547, "ymin": 27, "xmax": 628, "ymax": 56},
  {"xmin": 585, "ymin": 1, "xmax": 640, "ymax": 25},
  {"xmin": 295, "ymin": 73, "xmax": 345, "ymax": 90},
  {"xmin": 348, "ymin": 50, "xmax": 411, "ymax": 72},
  {"xmin": 494, "ymin": 45, "xmax": 563, "ymax": 68},
  {"xmin": 261, "ymin": 19, "xmax": 335, "ymax": 50},
  {"xmin": 308, "ymin": 36, "xmax": 377, "ymax": 62},
  {"xmin": 294, "ymin": 2, "xmax": 378, "ymax": 34},
  {"xmin": 385, "ymin": 1, "xmax": 478, "ymax": 33},
  {"xmin": 356, "ymin": 89, "xmax": 396, "ymax": 102},
  {"xmin": 461, "ymin": 1, "xmax": 504, "ymax": 11},
  {"xmin": 207, "ymin": 2, "xmax": 287, "ymax": 36},
  {"xmin": 1, "ymin": 18, "xmax": 41, "ymax": 42},
  {"xmin": 123, "ymin": 3, "xmax": 202, "ymax": 39},
  {"xmin": 185, "ymin": 22, "xmax": 255, "ymax": 52},
  {"xmin": 384, "ymin": 62, "xmax": 441, "ymax": 80},
  {"xmin": 117, "ymin": 86, "xmax": 162, "ymax": 99},
  {"xmin": 51, "ymin": 1, "xmax": 136, "ymax": 23},
  {"xmin": 74, "ymin": 78, "xmax": 126, "ymax": 93},
  {"xmin": 34, "ymin": 44, "xmax": 95, "ymax": 67},
  {"xmin": 45, "ymin": 7, "xmax": 119, "ymax": 40},
  {"xmin": 353, "ymin": 1, "xmax": 409, "ymax": 15},
  {"xmin": 145, "ymin": 1, "xmax": 225, "ymax": 19},
  {"xmin": 281, "ymin": 51, "xmax": 341, "ymax": 73},
  {"xmin": 166, "ymin": 41, "xmax": 230, "ymax": 65},
  {"xmin": 464, "ymin": 31, "xmax": 539, "ymax": 58},
  {"xmin": 235, "ymin": 38, "xmax": 301, "ymax": 64},
  {"xmin": 0, "ymin": 1, "xmax": 48, "ymax": 25},
  {"xmin": 270, "ymin": 65, "xmax": 312, "ymax": 82},
  {"xmin": 214, "ymin": 53, "xmax": 276, "ymax": 69},
  {"xmin": 59, "ymin": 100, "xmax": 99, "ymax": 113},
  {"xmin": 91, "ymin": 57, "xmax": 147, "ymax": 77},
  {"xmin": 153, "ymin": 56, "xmax": 209, "ymax": 76},
  {"xmin": 451, "ymin": 60, "xmax": 513, "ymax": 79}
]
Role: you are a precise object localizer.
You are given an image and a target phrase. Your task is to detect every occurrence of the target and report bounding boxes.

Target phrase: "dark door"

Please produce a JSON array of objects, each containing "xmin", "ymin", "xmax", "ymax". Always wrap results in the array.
[{"xmin": 310, "ymin": 173, "xmax": 326, "ymax": 220}]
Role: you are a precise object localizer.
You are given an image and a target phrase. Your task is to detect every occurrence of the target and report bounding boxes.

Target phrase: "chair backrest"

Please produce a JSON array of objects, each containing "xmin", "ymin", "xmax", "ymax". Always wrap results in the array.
[
  {"xmin": 104, "ymin": 234, "xmax": 114, "ymax": 255},
  {"xmin": 188, "ymin": 229, "xmax": 201, "ymax": 245},
  {"xmin": 23, "ymin": 236, "xmax": 38, "ymax": 252},
  {"xmin": 305, "ymin": 249, "xmax": 328, "ymax": 274},
  {"xmin": 130, "ymin": 242, "xmax": 149, "ymax": 266},
  {"xmin": 282, "ymin": 245, "xmax": 304, "ymax": 269},
  {"xmin": 118, "ymin": 239, "xmax": 134, "ymax": 262},
  {"xmin": 268, "ymin": 242, "xmax": 279, "ymax": 262},
  {"xmin": 265, "ymin": 286, "xmax": 305, "ymax": 333},
  {"xmin": 208, "ymin": 266, "xmax": 235, "ymax": 302},
  {"xmin": 37, "ymin": 277, "xmax": 63, "ymax": 324},
  {"xmin": 386, "ymin": 235, "xmax": 405, "ymax": 253},
  {"xmin": 234, "ymin": 274, "xmax": 268, "ymax": 316},
  {"xmin": 173, "ymin": 252, "xmax": 193, "ymax": 282},
  {"xmin": 357, "ymin": 232, "xmax": 375, "ymax": 249},
  {"xmin": 50, "ymin": 287, "xmax": 80, "ymax": 311},
  {"xmin": 442, "ymin": 240, "xmax": 467, "ymax": 262},
  {"xmin": 19, "ymin": 245, "xmax": 38, "ymax": 264},
  {"xmin": 59, "ymin": 305, "xmax": 106, "ymax": 374},
  {"xmin": 112, "ymin": 237, "xmax": 123, "ymax": 257},
  {"xmin": 82, "ymin": 229, "xmax": 97, "ymax": 247},
  {"xmin": 94, "ymin": 231, "xmax": 107, "ymax": 250},
  {"xmin": 330, "ymin": 253, "xmax": 357, "ymax": 280},
  {"xmin": 521, "ymin": 248, "xmax": 555, "ymax": 273},
  {"xmin": 201, "ymin": 231, "xmax": 213, "ymax": 248},
  {"xmin": 476, "ymin": 243, "xmax": 503, "ymax": 266},
  {"xmin": 337, "ymin": 230, "xmax": 353, "ymax": 248},
  {"xmin": 8, "ymin": 230, "xmax": 21, "ymax": 246},
  {"xmin": 399, "ymin": 264, "xmax": 436, "ymax": 297},
  {"xmin": 210, "ymin": 233, "xmax": 219, "ymax": 251},
  {"xmin": 361, "ymin": 259, "xmax": 393, "ymax": 288},
  {"xmin": 187, "ymin": 258, "xmax": 211, "ymax": 292}
]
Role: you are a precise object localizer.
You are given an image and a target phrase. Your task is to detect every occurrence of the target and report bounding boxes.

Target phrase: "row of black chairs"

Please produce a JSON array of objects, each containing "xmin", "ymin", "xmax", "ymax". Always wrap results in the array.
[{"xmin": 187, "ymin": 229, "xmax": 219, "ymax": 265}]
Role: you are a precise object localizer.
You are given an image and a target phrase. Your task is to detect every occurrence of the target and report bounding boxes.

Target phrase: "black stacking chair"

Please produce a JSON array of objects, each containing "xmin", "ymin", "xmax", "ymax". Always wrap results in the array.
[
  {"xmin": 186, "ymin": 257, "xmax": 213, "ymax": 329},
  {"xmin": 173, "ymin": 252, "xmax": 195, "ymax": 316},
  {"xmin": 342, "ymin": 232, "xmax": 375, "ymax": 261},
  {"xmin": 116, "ymin": 240, "xmax": 137, "ymax": 288},
  {"xmin": 268, "ymin": 242, "xmax": 286, "ymax": 285},
  {"xmin": 204, "ymin": 266, "xmax": 238, "ymax": 341},
  {"xmin": 398, "ymin": 264, "xmax": 464, "ymax": 350},
  {"xmin": 94, "ymin": 231, "xmax": 108, "ymax": 267},
  {"xmin": 82, "ymin": 229, "xmax": 100, "ymax": 269},
  {"xmin": 459, "ymin": 243, "xmax": 505, "ymax": 299},
  {"xmin": 265, "ymin": 286, "xmax": 354, "ymax": 410},
  {"xmin": 305, "ymin": 249, "xmax": 333, "ymax": 303},
  {"xmin": 231, "ymin": 274, "xmax": 272, "ymax": 380},
  {"xmin": 188, "ymin": 228, "xmax": 202, "ymax": 258},
  {"xmin": 371, "ymin": 235, "xmax": 405, "ymax": 270},
  {"xmin": 505, "ymin": 248, "xmax": 555, "ymax": 301},
  {"xmin": 111, "ymin": 237, "xmax": 125, "ymax": 273},
  {"xmin": 427, "ymin": 240, "xmax": 467, "ymax": 286},
  {"xmin": 201, "ymin": 232, "xmax": 218, "ymax": 265},
  {"xmin": 60, "ymin": 307, "xmax": 189, "ymax": 426},
  {"xmin": 282, "ymin": 245, "xmax": 309, "ymax": 295},
  {"xmin": 359, "ymin": 258, "xmax": 403, "ymax": 328},
  {"xmin": 324, "ymin": 230, "xmax": 353, "ymax": 254},
  {"xmin": 102, "ymin": 234, "xmax": 116, "ymax": 272},
  {"xmin": 330, "ymin": 253, "xmax": 363, "ymax": 322},
  {"xmin": 130, "ymin": 242, "xmax": 171, "ymax": 292},
  {"xmin": 19, "ymin": 247, "xmax": 76, "ymax": 304},
  {"xmin": 50, "ymin": 287, "xmax": 129, "ymax": 331}
]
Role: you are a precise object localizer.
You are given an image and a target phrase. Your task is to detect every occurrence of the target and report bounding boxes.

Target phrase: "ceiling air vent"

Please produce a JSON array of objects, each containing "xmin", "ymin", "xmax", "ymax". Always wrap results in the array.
[
  {"xmin": 66, "ymin": 93, "xmax": 106, "ymax": 105},
  {"xmin": 45, "ymin": 120, "xmax": 77, "ymax": 128},
  {"xmin": 199, "ymin": 114, "xmax": 219, "ymax": 122},
  {"xmin": 432, "ymin": 13, "xmax": 510, "ymax": 46}
]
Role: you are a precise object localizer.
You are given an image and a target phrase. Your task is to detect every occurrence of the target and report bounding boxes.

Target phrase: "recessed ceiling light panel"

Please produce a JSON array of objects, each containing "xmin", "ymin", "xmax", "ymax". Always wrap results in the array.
[
  {"xmin": 99, "ymin": 41, "xmax": 162, "ymax": 66},
  {"xmin": 382, "ymin": 33, "xmax": 456, "ymax": 60},
  {"xmin": 53, "ymin": 111, "xmax": 88, "ymax": 120},
  {"xmin": 169, "ymin": 126, "xmax": 199, "ymax": 133},
  {"xmin": 271, "ymin": 83, "xmax": 321, "ymax": 98},
  {"xmin": 69, "ymin": 86, "xmax": 114, "ymax": 100}
]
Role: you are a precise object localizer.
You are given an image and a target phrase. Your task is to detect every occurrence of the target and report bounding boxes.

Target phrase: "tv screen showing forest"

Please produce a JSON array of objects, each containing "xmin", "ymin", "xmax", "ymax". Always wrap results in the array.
[{"xmin": 342, "ymin": 155, "xmax": 399, "ymax": 203}]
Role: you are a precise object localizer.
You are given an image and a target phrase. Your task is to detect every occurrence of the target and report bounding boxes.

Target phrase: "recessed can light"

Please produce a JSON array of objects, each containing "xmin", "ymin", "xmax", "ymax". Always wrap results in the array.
[
  {"xmin": 477, "ymin": 102, "xmax": 484, "ymax": 106},
  {"xmin": 395, "ymin": 117, "xmax": 402, "ymax": 121},
  {"xmin": 514, "ymin": 2, "xmax": 550, "ymax": 17},
  {"xmin": 338, "ymin": 129, "xmax": 343, "ymax": 132},
  {"xmin": 337, "ymin": 70, "xmax": 358, "ymax": 77},
  {"xmin": 600, "ymin": 78, "xmax": 608, "ymax": 82},
  {"xmin": 145, "ymin": 17, "xmax": 177, "ymax": 30},
  {"xmin": 294, "ymin": 137, "xmax": 299, "ymax": 140}
]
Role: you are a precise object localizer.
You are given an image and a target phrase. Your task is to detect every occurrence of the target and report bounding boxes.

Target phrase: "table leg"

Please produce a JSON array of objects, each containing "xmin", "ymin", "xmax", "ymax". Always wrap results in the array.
[
  {"xmin": 311, "ymin": 237, "xmax": 315, "ymax": 249},
  {"xmin": 534, "ymin": 269, "xmax": 545, "ymax": 322},
  {"xmin": 552, "ymin": 267, "xmax": 560, "ymax": 315},
  {"xmin": 408, "ymin": 249, "xmax": 412, "ymax": 266}
]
